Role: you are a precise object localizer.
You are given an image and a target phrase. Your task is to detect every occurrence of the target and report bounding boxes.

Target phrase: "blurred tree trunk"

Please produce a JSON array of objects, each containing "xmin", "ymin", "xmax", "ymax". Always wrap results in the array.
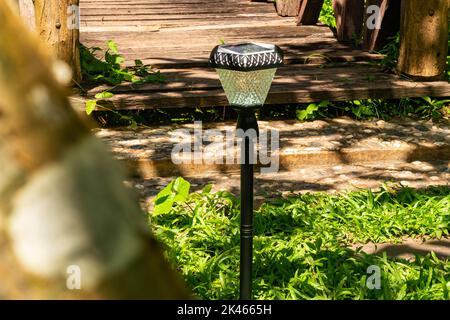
[
  {"xmin": 0, "ymin": 1, "xmax": 190, "ymax": 299},
  {"xmin": 16, "ymin": 0, "xmax": 36, "ymax": 30},
  {"xmin": 397, "ymin": 0, "xmax": 449, "ymax": 80},
  {"xmin": 34, "ymin": 0, "xmax": 82, "ymax": 82}
]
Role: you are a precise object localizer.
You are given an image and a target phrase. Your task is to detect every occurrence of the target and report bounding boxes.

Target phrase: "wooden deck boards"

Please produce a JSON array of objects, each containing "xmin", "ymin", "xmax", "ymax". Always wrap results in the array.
[{"xmin": 74, "ymin": 0, "xmax": 450, "ymax": 111}]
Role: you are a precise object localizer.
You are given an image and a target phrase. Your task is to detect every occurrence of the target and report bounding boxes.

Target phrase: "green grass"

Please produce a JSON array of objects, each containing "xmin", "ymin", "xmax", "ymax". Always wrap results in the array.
[{"xmin": 150, "ymin": 183, "xmax": 450, "ymax": 300}]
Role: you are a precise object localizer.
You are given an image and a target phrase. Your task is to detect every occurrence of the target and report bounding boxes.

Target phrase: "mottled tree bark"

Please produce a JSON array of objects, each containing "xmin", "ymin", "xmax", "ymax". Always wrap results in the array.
[
  {"xmin": 0, "ymin": 1, "xmax": 190, "ymax": 299},
  {"xmin": 34, "ymin": 0, "xmax": 81, "ymax": 82},
  {"xmin": 397, "ymin": 0, "xmax": 449, "ymax": 80}
]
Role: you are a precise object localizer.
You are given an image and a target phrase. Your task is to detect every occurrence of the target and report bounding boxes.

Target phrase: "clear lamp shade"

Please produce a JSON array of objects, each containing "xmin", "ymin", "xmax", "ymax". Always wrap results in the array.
[{"xmin": 216, "ymin": 68, "xmax": 277, "ymax": 108}]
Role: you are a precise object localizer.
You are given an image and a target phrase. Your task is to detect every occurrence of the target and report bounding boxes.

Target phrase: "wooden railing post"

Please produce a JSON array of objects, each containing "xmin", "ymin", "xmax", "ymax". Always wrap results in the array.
[
  {"xmin": 34, "ymin": 0, "xmax": 81, "ymax": 82},
  {"xmin": 397, "ymin": 0, "xmax": 449, "ymax": 80},
  {"xmin": 363, "ymin": 0, "xmax": 401, "ymax": 51},
  {"xmin": 333, "ymin": 0, "xmax": 365, "ymax": 43},
  {"xmin": 297, "ymin": 0, "xmax": 325, "ymax": 25}
]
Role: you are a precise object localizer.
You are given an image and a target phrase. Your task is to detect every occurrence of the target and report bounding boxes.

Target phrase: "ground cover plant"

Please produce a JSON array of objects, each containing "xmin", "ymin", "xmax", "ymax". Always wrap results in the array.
[
  {"xmin": 150, "ymin": 179, "xmax": 450, "ymax": 300},
  {"xmin": 78, "ymin": 40, "xmax": 165, "ymax": 128}
]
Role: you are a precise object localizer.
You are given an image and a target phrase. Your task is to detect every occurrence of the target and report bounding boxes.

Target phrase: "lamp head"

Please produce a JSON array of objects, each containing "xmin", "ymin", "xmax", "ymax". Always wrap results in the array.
[{"xmin": 210, "ymin": 42, "xmax": 283, "ymax": 108}]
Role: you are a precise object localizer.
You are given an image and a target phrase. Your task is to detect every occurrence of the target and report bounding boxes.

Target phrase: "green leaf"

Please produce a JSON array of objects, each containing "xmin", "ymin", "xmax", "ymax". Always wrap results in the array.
[
  {"xmin": 85, "ymin": 100, "xmax": 97, "ymax": 115},
  {"xmin": 153, "ymin": 177, "xmax": 191, "ymax": 215},
  {"xmin": 202, "ymin": 184, "xmax": 213, "ymax": 194},
  {"xmin": 94, "ymin": 91, "xmax": 114, "ymax": 99},
  {"xmin": 422, "ymin": 96, "xmax": 432, "ymax": 104},
  {"xmin": 134, "ymin": 59, "xmax": 144, "ymax": 66},
  {"xmin": 296, "ymin": 103, "xmax": 319, "ymax": 121},
  {"xmin": 318, "ymin": 100, "xmax": 330, "ymax": 108},
  {"xmin": 122, "ymin": 72, "xmax": 133, "ymax": 82},
  {"xmin": 296, "ymin": 109, "xmax": 309, "ymax": 121},
  {"xmin": 173, "ymin": 177, "xmax": 191, "ymax": 202},
  {"xmin": 107, "ymin": 40, "xmax": 119, "ymax": 54},
  {"xmin": 129, "ymin": 120, "xmax": 138, "ymax": 130},
  {"xmin": 115, "ymin": 55, "xmax": 125, "ymax": 64},
  {"xmin": 104, "ymin": 51, "xmax": 115, "ymax": 65}
]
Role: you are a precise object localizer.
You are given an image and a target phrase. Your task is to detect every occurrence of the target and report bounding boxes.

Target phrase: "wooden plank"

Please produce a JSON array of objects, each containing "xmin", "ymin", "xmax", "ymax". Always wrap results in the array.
[
  {"xmin": 363, "ymin": 0, "xmax": 401, "ymax": 51},
  {"xmin": 276, "ymin": 0, "xmax": 301, "ymax": 17},
  {"xmin": 71, "ymin": 63, "xmax": 450, "ymax": 111},
  {"xmin": 80, "ymin": 24, "xmax": 381, "ymax": 68},
  {"xmin": 333, "ymin": 0, "xmax": 365, "ymax": 43},
  {"xmin": 297, "ymin": 0, "xmax": 325, "ymax": 25},
  {"xmin": 71, "ymin": 78, "xmax": 450, "ymax": 111},
  {"xmin": 85, "ymin": 64, "xmax": 393, "ymax": 94}
]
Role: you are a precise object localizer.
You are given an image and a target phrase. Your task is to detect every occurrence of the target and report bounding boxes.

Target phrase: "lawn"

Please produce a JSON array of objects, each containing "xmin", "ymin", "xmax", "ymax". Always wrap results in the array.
[{"xmin": 150, "ymin": 180, "xmax": 450, "ymax": 300}]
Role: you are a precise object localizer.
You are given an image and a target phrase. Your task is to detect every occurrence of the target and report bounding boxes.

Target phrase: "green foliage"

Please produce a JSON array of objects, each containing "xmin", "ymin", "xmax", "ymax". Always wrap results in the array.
[
  {"xmin": 85, "ymin": 100, "xmax": 97, "ymax": 116},
  {"xmin": 319, "ymin": 0, "xmax": 336, "ymax": 29},
  {"xmin": 94, "ymin": 91, "xmax": 115, "ymax": 99},
  {"xmin": 90, "ymin": 95, "xmax": 450, "ymax": 127},
  {"xmin": 296, "ymin": 101, "xmax": 330, "ymax": 120},
  {"xmin": 349, "ymin": 99, "xmax": 377, "ymax": 119},
  {"xmin": 151, "ymin": 181, "xmax": 450, "ymax": 300},
  {"xmin": 416, "ymin": 97, "xmax": 450, "ymax": 120},
  {"xmin": 378, "ymin": 33, "xmax": 400, "ymax": 72},
  {"xmin": 153, "ymin": 177, "xmax": 191, "ymax": 216},
  {"xmin": 80, "ymin": 40, "xmax": 165, "ymax": 127},
  {"xmin": 294, "ymin": 97, "xmax": 450, "ymax": 121},
  {"xmin": 80, "ymin": 40, "xmax": 165, "ymax": 85}
]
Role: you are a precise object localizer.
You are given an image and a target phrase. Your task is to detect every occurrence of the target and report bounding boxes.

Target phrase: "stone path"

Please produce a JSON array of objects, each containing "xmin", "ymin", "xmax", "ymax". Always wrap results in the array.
[
  {"xmin": 95, "ymin": 117, "xmax": 450, "ymax": 210},
  {"xmin": 95, "ymin": 118, "xmax": 450, "ymax": 179},
  {"xmin": 127, "ymin": 160, "xmax": 449, "ymax": 212}
]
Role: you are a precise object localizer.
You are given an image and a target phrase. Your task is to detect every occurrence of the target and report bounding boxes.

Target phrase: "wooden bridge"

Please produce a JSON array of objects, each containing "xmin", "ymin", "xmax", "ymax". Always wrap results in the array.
[{"xmin": 74, "ymin": 0, "xmax": 450, "ymax": 111}]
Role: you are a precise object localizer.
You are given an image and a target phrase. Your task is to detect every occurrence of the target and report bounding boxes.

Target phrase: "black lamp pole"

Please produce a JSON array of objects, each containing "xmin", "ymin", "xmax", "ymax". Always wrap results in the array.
[{"xmin": 236, "ymin": 109, "xmax": 259, "ymax": 300}]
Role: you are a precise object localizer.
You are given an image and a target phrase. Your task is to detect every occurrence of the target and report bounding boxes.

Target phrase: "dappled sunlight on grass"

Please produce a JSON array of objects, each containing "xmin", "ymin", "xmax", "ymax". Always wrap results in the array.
[{"xmin": 150, "ymin": 183, "xmax": 450, "ymax": 300}]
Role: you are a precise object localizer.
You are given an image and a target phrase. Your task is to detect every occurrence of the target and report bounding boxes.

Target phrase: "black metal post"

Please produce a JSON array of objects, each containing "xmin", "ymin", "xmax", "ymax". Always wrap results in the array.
[{"xmin": 236, "ymin": 109, "xmax": 258, "ymax": 300}]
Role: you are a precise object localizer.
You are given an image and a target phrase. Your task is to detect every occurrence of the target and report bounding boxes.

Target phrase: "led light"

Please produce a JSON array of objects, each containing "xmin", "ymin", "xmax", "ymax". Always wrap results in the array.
[
  {"xmin": 210, "ymin": 42, "xmax": 283, "ymax": 108},
  {"xmin": 216, "ymin": 68, "xmax": 276, "ymax": 107}
]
